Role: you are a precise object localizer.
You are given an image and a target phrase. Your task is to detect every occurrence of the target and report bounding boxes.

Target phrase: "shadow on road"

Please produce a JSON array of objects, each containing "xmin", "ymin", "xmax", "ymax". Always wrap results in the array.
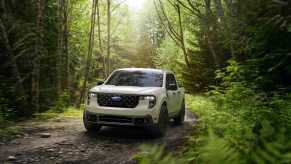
[
  {"xmin": 85, "ymin": 126, "xmax": 153, "ymax": 139},
  {"xmin": 82, "ymin": 120, "xmax": 192, "ymax": 143}
]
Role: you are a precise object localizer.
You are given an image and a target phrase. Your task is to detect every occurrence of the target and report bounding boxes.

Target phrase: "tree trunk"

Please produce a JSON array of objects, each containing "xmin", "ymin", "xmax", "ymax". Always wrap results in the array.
[
  {"xmin": 32, "ymin": 0, "xmax": 44, "ymax": 112},
  {"xmin": 223, "ymin": 0, "xmax": 237, "ymax": 59},
  {"xmin": 106, "ymin": 0, "xmax": 111, "ymax": 76},
  {"xmin": 207, "ymin": 36, "xmax": 219, "ymax": 66},
  {"xmin": 204, "ymin": 0, "xmax": 220, "ymax": 67},
  {"xmin": 154, "ymin": 0, "xmax": 191, "ymax": 69},
  {"xmin": 0, "ymin": 20, "xmax": 28, "ymax": 109},
  {"xmin": 96, "ymin": 0, "xmax": 106, "ymax": 78},
  {"xmin": 1, "ymin": 0, "xmax": 6, "ymax": 14},
  {"xmin": 78, "ymin": 0, "xmax": 97, "ymax": 107},
  {"xmin": 63, "ymin": 0, "xmax": 70, "ymax": 92},
  {"xmin": 214, "ymin": 0, "xmax": 224, "ymax": 18},
  {"xmin": 176, "ymin": 4, "xmax": 191, "ymax": 69},
  {"xmin": 57, "ymin": 0, "xmax": 64, "ymax": 95}
]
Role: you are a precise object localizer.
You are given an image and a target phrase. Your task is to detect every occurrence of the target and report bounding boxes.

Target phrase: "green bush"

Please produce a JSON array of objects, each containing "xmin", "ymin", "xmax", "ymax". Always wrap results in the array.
[
  {"xmin": 137, "ymin": 93, "xmax": 291, "ymax": 164},
  {"xmin": 133, "ymin": 145, "xmax": 187, "ymax": 164},
  {"xmin": 33, "ymin": 106, "xmax": 82, "ymax": 120},
  {"xmin": 0, "ymin": 97, "xmax": 14, "ymax": 121},
  {"xmin": 135, "ymin": 61, "xmax": 291, "ymax": 164},
  {"xmin": 182, "ymin": 61, "xmax": 291, "ymax": 163},
  {"xmin": 50, "ymin": 91, "xmax": 70, "ymax": 112},
  {"xmin": 186, "ymin": 93, "xmax": 291, "ymax": 163}
]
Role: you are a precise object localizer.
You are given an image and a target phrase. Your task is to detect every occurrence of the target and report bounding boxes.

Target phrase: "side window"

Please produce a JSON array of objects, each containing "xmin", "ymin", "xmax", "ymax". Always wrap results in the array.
[{"xmin": 166, "ymin": 74, "xmax": 178, "ymax": 90}]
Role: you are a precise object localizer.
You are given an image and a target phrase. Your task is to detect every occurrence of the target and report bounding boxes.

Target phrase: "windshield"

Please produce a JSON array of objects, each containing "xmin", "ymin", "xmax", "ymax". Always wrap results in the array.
[{"xmin": 105, "ymin": 70, "xmax": 163, "ymax": 87}]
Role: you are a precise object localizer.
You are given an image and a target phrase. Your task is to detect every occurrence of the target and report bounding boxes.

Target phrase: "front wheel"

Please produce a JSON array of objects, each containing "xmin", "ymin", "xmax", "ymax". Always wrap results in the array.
[
  {"xmin": 83, "ymin": 111, "xmax": 101, "ymax": 133},
  {"xmin": 173, "ymin": 100, "xmax": 185, "ymax": 125},
  {"xmin": 151, "ymin": 104, "xmax": 169, "ymax": 137}
]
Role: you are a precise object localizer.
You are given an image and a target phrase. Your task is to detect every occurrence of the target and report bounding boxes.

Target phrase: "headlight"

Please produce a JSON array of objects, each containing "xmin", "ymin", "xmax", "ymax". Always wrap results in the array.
[
  {"xmin": 90, "ymin": 93, "xmax": 97, "ymax": 97},
  {"xmin": 140, "ymin": 95, "xmax": 156, "ymax": 108},
  {"xmin": 87, "ymin": 92, "xmax": 97, "ymax": 105}
]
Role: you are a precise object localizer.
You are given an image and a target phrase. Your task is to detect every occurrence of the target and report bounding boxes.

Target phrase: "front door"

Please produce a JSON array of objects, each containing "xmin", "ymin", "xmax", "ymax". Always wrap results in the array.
[{"xmin": 166, "ymin": 74, "xmax": 179, "ymax": 116}]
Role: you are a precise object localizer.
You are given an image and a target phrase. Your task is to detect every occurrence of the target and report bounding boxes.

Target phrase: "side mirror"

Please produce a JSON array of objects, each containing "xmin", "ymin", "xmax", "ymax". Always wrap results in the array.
[
  {"xmin": 97, "ymin": 80, "xmax": 104, "ymax": 85},
  {"xmin": 167, "ymin": 83, "xmax": 177, "ymax": 90}
]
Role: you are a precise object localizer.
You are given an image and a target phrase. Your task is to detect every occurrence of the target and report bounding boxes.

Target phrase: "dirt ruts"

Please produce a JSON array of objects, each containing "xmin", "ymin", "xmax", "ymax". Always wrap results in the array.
[{"xmin": 0, "ymin": 111, "xmax": 196, "ymax": 164}]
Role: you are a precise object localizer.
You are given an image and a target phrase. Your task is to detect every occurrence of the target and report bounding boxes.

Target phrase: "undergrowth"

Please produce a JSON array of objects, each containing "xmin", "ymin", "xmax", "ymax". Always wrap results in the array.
[
  {"xmin": 134, "ymin": 61, "xmax": 291, "ymax": 164},
  {"xmin": 33, "ymin": 106, "xmax": 82, "ymax": 120}
]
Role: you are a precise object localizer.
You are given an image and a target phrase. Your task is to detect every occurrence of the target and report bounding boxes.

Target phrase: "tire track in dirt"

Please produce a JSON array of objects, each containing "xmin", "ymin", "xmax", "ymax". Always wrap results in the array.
[{"xmin": 0, "ymin": 110, "xmax": 195, "ymax": 164}]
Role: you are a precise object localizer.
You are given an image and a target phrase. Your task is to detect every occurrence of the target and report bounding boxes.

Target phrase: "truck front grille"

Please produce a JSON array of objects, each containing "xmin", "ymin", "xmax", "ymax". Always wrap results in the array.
[{"xmin": 97, "ymin": 93, "xmax": 139, "ymax": 108}]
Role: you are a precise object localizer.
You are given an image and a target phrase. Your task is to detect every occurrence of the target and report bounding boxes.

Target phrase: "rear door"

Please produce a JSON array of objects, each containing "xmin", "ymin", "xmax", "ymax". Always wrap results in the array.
[{"xmin": 166, "ymin": 73, "xmax": 180, "ymax": 116}]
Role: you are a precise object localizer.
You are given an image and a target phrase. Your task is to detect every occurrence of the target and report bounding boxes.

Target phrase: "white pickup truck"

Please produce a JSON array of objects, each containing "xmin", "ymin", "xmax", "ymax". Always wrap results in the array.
[{"xmin": 84, "ymin": 68, "xmax": 185, "ymax": 136}]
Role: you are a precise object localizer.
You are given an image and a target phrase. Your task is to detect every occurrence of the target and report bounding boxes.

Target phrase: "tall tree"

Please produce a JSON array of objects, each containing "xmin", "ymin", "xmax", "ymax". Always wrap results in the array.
[
  {"xmin": 204, "ymin": 0, "xmax": 219, "ymax": 67},
  {"xmin": 64, "ymin": 0, "xmax": 70, "ymax": 92},
  {"xmin": 106, "ymin": 0, "xmax": 111, "ymax": 76},
  {"xmin": 32, "ymin": 0, "xmax": 45, "ymax": 112},
  {"xmin": 96, "ymin": 0, "xmax": 106, "ymax": 78},
  {"xmin": 79, "ymin": 0, "xmax": 98, "ymax": 107},
  {"xmin": 154, "ymin": 0, "xmax": 191, "ymax": 69},
  {"xmin": 57, "ymin": 0, "xmax": 64, "ymax": 94},
  {"xmin": 56, "ymin": 0, "xmax": 71, "ymax": 94},
  {"xmin": 0, "ymin": 18, "xmax": 28, "ymax": 109}
]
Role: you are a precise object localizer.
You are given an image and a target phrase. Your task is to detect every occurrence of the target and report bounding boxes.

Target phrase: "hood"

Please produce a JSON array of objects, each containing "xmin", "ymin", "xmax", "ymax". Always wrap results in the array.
[{"xmin": 90, "ymin": 85, "xmax": 163, "ymax": 95}]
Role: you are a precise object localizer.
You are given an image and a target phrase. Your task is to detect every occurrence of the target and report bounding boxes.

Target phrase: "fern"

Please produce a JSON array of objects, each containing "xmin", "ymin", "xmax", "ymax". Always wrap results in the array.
[
  {"xmin": 132, "ymin": 145, "xmax": 187, "ymax": 164},
  {"xmin": 197, "ymin": 122, "xmax": 291, "ymax": 164},
  {"xmin": 197, "ymin": 130, "xmax": 245, "ymax": 164}
]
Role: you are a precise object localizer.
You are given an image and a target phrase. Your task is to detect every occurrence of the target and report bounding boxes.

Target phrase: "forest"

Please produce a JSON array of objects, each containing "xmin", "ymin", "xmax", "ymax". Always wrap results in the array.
[{"xmin": 0, "ymin": 0, "xmax": 291, "ymax": 163}]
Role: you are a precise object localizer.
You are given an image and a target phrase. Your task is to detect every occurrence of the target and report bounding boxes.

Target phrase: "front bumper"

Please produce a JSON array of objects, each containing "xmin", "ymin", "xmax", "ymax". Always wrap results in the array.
[
  {"xmin": 85, "ymin": 111, "xmax": 154, "ymax": 127},
  {"xmin": 85, "ymin": 96, "xmax": 160, "ymax": 124}
]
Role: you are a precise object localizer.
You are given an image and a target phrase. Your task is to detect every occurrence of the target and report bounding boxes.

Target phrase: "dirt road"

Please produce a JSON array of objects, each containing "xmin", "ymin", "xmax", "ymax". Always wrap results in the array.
[{"xmin": 0, "ymin": 111, "xmax": 195, "ymax": 164}]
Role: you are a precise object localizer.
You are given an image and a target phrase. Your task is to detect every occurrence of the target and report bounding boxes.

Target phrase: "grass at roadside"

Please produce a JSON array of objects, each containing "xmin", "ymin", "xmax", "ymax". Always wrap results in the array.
[
  {"xmin": 32, "ymin": 106, "xmax": 83, "ymax": 120},
  {"xmin": 134, "ymin": 87, "xmax": 291, "ymax": 164},
  {"xmin": 133, "ymin": 95, "xmax": 206, "ymax": 164},
  {"xmin": 0, "ymin": 125, "xmax": 23, "ymax": 143},
  {"xmin": 185, "ymin": 94, "xmax": 215, "ymax": 121},
  {"xmin": 134, "ymin": 92, "xmax": 291, "ymax": 163},
  {"xmin": 133, "ymin": 94, "xmax": 242, "ymax": 164}
]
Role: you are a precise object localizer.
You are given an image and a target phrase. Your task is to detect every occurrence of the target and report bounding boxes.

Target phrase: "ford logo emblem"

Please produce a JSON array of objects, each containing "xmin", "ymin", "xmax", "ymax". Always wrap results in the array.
[{"xmin": 111, "ymin": 96, "xmax": 122, "ymax": 101}]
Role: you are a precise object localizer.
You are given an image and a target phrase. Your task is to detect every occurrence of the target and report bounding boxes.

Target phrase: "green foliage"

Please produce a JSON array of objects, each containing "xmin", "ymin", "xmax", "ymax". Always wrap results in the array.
[
  {"xmin": 33, "ymin": 106, "xmax": 82, "ymax": 120},
  {"xmin": 0, "ymin": 97, "xmax": 12, "ymax": 121},
  {"xmin": 193, "ymin": 121, "xmax": 291, "ymax": 164},
  {"xmin": 183, "ymin": 61, "xmax": 291, "ymax": 163},
  {"xmin": 49, "ymin": 91, "xmax": 71, "ymax": 112},
  {"xmin": 0, "ymin": 126, "xmax": 23, "ymax": 142},
  {"xmin": 136, "ymin": 58, "xmax": 291, "ymax": 163},
  {"xmin": 133, "ymin": 145, "xmax": 187, "ymax": 164},
  {"xmin": 137, "ymin": 91, "xmax": 291, "ymax": 164},
  {"xmin": 154, "ymin": 38, "xmax": 183, "ymax": 77}
]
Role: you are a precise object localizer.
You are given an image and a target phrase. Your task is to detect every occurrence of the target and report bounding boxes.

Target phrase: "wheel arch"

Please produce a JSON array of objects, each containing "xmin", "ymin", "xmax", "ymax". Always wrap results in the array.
[{"xmin": 156, "ymin": 99, "xmax": 168, "ymax": 119}]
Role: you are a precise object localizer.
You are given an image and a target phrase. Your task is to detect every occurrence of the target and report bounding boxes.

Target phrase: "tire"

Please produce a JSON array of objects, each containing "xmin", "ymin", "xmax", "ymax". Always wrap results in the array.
[
  {"xmin": 151, "ymin": 104, "xmax": 169, "ymax": 137},
  {"xmin": 173, "ymin": 100, "xmax": 185, "ymax": 125},
  {"xmin": 83, "ymin": 111, "xmax": 101, "ymax": 133}
]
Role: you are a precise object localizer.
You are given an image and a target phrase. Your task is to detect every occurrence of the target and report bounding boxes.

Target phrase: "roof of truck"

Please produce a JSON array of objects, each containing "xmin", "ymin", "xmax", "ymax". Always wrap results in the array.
[{"xmin": 115, "ymin": 68, "xmax": 172, "ymax": 74}]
